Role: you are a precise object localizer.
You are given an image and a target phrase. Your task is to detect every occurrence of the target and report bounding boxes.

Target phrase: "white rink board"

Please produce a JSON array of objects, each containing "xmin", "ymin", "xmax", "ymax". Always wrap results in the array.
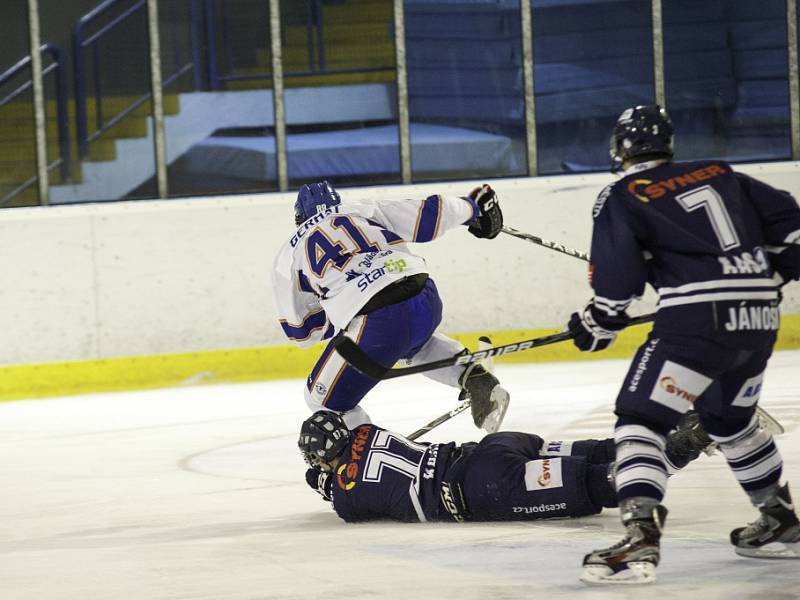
[{"xmin": 1, "ymin": 162, "xmax": 800, "ymax": 364}]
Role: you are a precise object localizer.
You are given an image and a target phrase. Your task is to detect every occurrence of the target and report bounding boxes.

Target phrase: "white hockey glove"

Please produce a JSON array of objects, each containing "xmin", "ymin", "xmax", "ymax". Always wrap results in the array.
[
  {"xmin": 567, "ymin": 301, "xmax": 628, "ymax": 352},
  {"xmin": 467, "ymin": 184, "xmax": 503, "ymax": 239},
  {"xmin": 305, "ymin": 467, "xmax": 333, "ymax": 502}
]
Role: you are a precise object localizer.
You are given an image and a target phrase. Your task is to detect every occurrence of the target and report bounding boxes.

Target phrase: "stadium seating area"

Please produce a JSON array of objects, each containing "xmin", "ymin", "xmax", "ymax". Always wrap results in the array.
[{"xmin": 0, "ymin": 0, "xmax": 794, "ymax": 203}]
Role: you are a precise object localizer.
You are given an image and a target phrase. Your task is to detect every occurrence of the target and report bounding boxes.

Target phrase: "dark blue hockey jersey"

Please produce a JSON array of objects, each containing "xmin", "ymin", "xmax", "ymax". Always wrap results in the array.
[
  {"xmin": 590, "ymin": 159, "xmax": 800, "ymax": 344},
  {"xmin": 325, "ymin": 428, "xmax": 610, "ymax": 523},
  {"xmin": 329, "ymin": 423, "xmax": 456, "ymax": 523}
]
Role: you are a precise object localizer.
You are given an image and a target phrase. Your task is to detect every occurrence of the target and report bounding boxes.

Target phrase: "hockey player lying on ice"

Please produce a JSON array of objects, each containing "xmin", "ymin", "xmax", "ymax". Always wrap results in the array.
[{"xmin": 297, "ymin": 410, "xmax": 713, "ymax": 523}]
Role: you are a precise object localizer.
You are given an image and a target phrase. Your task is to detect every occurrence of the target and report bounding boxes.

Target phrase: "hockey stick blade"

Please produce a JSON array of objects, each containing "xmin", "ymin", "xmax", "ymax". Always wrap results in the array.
[
  {"xmin": 478, "ymin": 335, "xmax": 495, "ymax": 373},
  {"xmin": 334, "ymin": 313, "xmax": 655, "ymax": 380},
  {"xmin": 756, "ymin": 405, "xmax": 785, "ymax": 435}
]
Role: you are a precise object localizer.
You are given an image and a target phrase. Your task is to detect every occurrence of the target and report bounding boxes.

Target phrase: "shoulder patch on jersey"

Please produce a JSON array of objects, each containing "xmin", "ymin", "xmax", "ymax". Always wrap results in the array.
[{"xmin": 592, "ymin": 185, "xmax": 613, "ymax": 219}]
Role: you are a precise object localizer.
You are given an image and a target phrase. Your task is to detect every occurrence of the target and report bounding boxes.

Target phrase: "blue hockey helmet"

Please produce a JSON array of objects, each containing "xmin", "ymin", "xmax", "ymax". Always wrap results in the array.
[
  {"xmin": 294, "ymin": 181, "xmax": 341, "ymax": 225},
  {"xmin": 298, "ymin": 410, "xmax": 351, "ymax": 471},
  {"xmin": 609, "ymin": 105, "xmax": 674, "ymax": 170}
]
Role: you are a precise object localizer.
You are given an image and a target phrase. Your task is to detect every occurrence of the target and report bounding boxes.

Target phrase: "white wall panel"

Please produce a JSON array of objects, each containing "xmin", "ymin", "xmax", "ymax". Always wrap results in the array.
[
  {"xmin": 0, "ymin": 208, "xmax": 97, "ymax": 364},
  {"xmin": 1, "ymin": 162, "xmax": 798, "ymax": 365}
]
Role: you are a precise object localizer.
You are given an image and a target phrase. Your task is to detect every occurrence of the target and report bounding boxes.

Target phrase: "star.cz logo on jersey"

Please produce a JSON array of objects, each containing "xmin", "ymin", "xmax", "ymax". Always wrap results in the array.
[{"xmin": 356, "ymin": 259, "xmax": 407, "ymax": 292}]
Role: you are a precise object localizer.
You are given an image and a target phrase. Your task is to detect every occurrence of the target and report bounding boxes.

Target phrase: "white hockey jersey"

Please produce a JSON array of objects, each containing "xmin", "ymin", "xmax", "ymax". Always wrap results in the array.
[{"xmin": 272, "ymin": 194, "xmax": 479, "ymax": 347}]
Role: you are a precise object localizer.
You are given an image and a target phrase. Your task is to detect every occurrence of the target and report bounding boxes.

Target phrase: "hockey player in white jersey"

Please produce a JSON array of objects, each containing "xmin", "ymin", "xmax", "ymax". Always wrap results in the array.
[{"xmin": 272, "ymin": 181, "xmax": 510, "ymax": 431}]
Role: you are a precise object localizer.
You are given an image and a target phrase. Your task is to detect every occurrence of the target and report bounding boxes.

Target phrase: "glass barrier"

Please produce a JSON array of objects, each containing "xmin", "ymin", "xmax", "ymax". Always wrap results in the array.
[
  {"xmin": 3, "ymin": 0, "xmax": 800, "ymax": 208},
  {"xmin": 531, "ymin": 0, "xmax": 655, "ymax": 174},
  {"xmin": 405, "ymin": 0, "xmax": 527, "ymax": 182},
  {"xmin": 39, "ymin": 0, "xmax": 157, "ymax": 204},
  {"xmin": 664, "ymin": 0, "xmax": 791, "ymax": 163},
  {"xmin": 160, "ymin": 0, "xmax": 278, "ymax": 197},
  {"xmin": 0, "ymin": 0, "xmax": 36, "ymax": 208},
  {"xmin": 283, "ymin": 0, "xmax": 400, "ymax": 189}
]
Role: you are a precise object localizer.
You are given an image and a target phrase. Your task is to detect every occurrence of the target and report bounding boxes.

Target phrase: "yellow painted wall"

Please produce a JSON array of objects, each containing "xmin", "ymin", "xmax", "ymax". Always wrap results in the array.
[{"xmin": 2, "ymin": 314, "xmax": 797, "ymax": 403}]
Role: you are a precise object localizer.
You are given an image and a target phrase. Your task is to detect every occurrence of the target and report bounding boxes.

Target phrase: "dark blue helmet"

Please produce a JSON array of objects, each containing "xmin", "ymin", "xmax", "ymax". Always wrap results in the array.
[
  {"xmin": 298, "ymin": 410, "xmax": 351, "ymax": 471},
  {"xmin": 609, "ymin": 105, "xmax": 674, "ymax": 171},
  {"xmin": 294, "ymin": 181, "xmax": 341, "ymax": 226}
]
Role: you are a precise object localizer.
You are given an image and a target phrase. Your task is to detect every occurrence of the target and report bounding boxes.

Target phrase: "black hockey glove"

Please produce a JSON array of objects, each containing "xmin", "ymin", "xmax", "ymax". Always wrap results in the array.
[
  {"xmin": 467, "ymin": 184, "xmax": 503, "ymax": 239},
  {"xmin": 305, "ymin": 467, "xmax": 333, "ymax": 502},
  {"xmin": 568, "ymin": 301, "xmax": 629, "ymax": 353}
]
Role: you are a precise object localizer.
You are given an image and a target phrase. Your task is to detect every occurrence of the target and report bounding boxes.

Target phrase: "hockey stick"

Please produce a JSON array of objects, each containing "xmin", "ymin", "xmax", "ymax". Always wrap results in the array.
[
  {"xmin": 407, "ymin": 400, "xmax": 471, "ymax": 441},
  {"xmin": 336, "ymin": 312, "xmax": 656, "ymax": 380},
  {"xmin": 499, "ymin": 225, "xmax": 787, "ymax": 435},
  {"xmin": 406, "ymin": 337, "xmax": 494, "ymax": 440},
  {"xmin": 501, "ymin": 225, "xmax": 590, "ymax": 262}
]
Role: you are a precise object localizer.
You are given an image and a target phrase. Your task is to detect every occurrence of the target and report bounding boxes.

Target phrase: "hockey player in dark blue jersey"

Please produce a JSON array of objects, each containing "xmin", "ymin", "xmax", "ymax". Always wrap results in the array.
[
  {"xmin": 297, "ymin": 410, "xmax": 713, "ymax": 524},
  {"xmin": 566, "ymin": 105, "xmax": 800, "ymax": 584}
]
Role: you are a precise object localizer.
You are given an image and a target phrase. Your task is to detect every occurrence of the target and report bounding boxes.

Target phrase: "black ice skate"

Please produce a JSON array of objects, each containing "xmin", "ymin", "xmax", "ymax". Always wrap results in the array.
[
  {"xmin": 458, "ymin": 363, "xmax": 509, "ymax": 434},
  {"xmin": 664, "ymin": 410, "xmax": 717, "ymax": 470},
  {"xmin": 580, "ymin": 498, "xmax": 668, "ymax": 585},
  {"xmin": 731, "ymin": 483, "xmax": 800, "ymax": 559}
]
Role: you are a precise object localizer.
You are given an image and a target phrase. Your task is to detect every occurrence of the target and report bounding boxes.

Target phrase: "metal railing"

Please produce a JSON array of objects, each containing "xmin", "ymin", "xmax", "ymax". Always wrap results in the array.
[
  {"xmin": 0, "ymin": 43, "xmax": 70, "ymax": 206},
  {"xmin": 72, "ymin": 0, "xmax": 201, "ymax": 158},
  {"xmin": 207, "ymin": 0, "xmax": 394, "ymax": 89},
  {"xmin": 8, "ymin": 0, "xmax": 800, "ymax": 206}
]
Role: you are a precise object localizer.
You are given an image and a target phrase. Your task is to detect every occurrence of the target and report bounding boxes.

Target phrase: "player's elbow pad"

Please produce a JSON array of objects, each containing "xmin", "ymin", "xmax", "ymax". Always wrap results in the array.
[{"xmin": 771, "ymin": 248, "xmax": 800, "ymax": 284}]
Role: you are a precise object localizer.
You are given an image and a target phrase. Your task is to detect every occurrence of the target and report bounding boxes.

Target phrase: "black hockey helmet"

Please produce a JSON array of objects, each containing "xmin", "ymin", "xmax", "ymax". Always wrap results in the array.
[
  {"xmin": 294, "ymin": 181, "xmax": 341, "ymax": 226},
  {"xmin": 298, "ymin": 410, "xmax": 351, "ymax": 471},
  {"xmin": 609, "ymin": 105, "xmax": 674, "ymax": 170}
]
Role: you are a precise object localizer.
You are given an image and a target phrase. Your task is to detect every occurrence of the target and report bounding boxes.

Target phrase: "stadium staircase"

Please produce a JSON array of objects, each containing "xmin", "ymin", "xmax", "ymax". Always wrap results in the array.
[
  {"xmin": 236, "ymin": 0, "xmax": 395, "ymax": 90},
  {"xmin": 0, "ymin": 97, "xmax": 178, "ymax": 207},
  {"xmin": 0, "ymin": 0, "xmax": 395, "ymax": 206}
]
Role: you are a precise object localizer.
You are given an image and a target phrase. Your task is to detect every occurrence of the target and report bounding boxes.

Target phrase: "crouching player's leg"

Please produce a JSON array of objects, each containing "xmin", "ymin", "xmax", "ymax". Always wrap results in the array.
[
  {"xmin": 696, "ymin": 349, "xmax": 800, "ymax": 559},
  {"xmin": 304, "ymin": 277, "xmax": 454, "ymax": 429}
]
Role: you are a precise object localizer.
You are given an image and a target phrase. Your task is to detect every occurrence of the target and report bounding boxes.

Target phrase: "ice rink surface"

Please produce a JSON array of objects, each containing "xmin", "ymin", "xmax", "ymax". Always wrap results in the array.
[{"xmin": 2, "ymin": 352, "xmax": 799, "ymax": 600}]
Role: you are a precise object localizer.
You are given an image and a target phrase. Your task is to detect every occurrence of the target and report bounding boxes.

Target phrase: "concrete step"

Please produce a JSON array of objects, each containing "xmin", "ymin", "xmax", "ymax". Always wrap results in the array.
[
  {"xmin": 0, "ymin": 120, "xmax": 68, "ymax": 139},
  {"xmin": 0, "ymin": 137, "xmax": 117, "ymax": 163},
  {"xmin": 0, "ymin": 115, "xmax": 150, "ymax": 141},
  {"xmin": 322, "ymin": 0, "xmax": 393, "ymax": 24},
  {"xmin": 225, "ymin": 69, "xmax": 395, "ymax": 90},
  {"xmin": 283, "ymin": 21, "xmax": 392, "ymax": 46},
  {"xmin": 0, "ymin": 159, "xmax": 83, "ymax": 185},
  {"xmin": 0, "ymin": 187, "xmax": 39, "ymax": 207},
  {"xmin": 254, "ymin": 43, "xmax": 395, "ymax": 71},
  {"xmin": 0, "ymin": 95, "xmax": 181, "ymax": 119}
]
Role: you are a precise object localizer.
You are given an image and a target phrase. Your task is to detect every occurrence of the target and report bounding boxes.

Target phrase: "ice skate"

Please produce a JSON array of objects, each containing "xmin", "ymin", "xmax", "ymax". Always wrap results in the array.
[
  {"xmin": 580, "ymin": 499, "xmax": 667, "ymax": 585},
  {"xmin": 665, "ymin": 410, "xmax": 717, "ymax": 470},
  {"xmin": 731, "ymin": 483, "xmax": 800, "ymax": 558},
  {"xmin": 458, "ymin": 363, "xmax": 509, "ymax": 434},
  {"xmin": 755, "ymin": 405, "xmax": 785, "ymax": 435}
]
